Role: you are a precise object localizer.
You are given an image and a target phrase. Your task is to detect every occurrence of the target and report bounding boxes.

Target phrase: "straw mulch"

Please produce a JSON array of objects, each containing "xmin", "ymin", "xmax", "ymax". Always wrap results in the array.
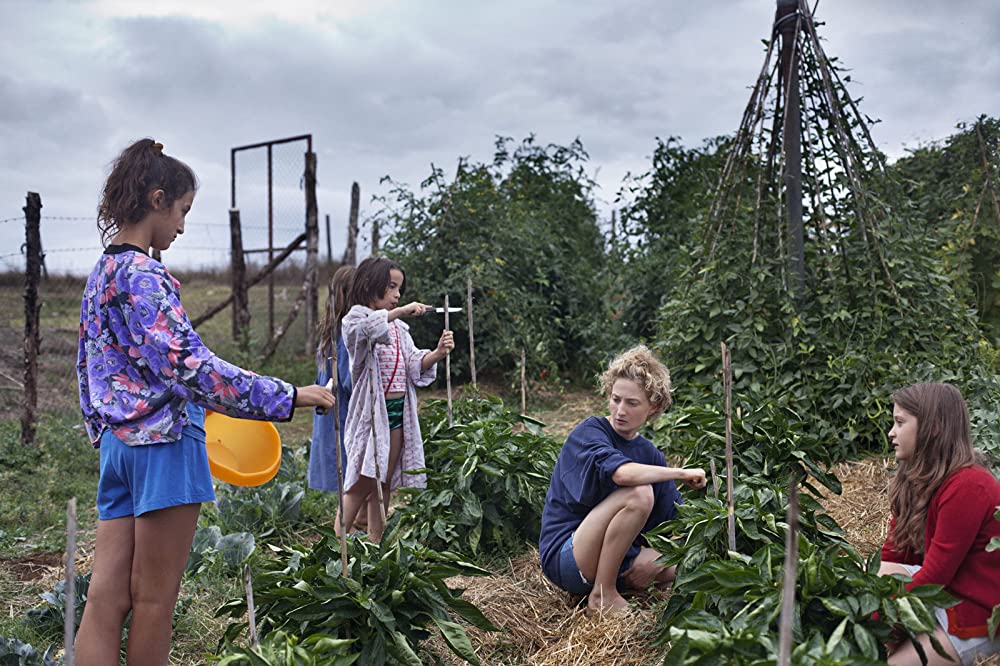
[
  {"xmin": 428, "ymin": 547, "xmax": 664, "ymax": 666},
  {"xmin": 816, "ymin": 456, "xmax": 894, "ymax": 558}
]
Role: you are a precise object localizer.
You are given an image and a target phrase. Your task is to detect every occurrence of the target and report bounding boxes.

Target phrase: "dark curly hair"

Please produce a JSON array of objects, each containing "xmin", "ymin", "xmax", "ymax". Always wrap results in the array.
[{"xmin": 97, "ymin": 138, "xmax": 198, "ymax": 245}]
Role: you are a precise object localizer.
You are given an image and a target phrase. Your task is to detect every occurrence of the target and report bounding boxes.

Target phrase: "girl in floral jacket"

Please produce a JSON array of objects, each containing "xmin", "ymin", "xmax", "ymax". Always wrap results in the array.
[{"xmin": 74, "ymin": 138, "xmax": 333, "ymax": 666}]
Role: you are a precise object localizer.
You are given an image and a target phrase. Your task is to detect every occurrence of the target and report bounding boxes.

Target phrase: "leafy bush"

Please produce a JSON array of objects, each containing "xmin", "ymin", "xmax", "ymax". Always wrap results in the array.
[
  {"xmin": 645, "ymin": 477, "xmax": 846, "ymax": 574},
  {"xmin": 659, "ymin": 540, "xmax": 957, "ymax": 665},
  {"xmin": 186, "ymin": 526, "xmax": 256, "ymax": 578},
  {"xmin": 210, "ymin": 631, "xmax": 357, "ymax": 666},
  {"xmin": 653, "ymin": 391, "xmax": 841, "ymax": 495},
  {"xmin": 218, "ymin": 530, "xmax": 496, "ymax": 665},
  {"xmin": 0, "ymin": 636, "xmax": 60, "ymax": 666},
  {"xmin": 22, "ymin": 573, "xmax": 89, "ymax": 639},
  {"xmin": 379, "ymin": 136, "xmax": 611, "ymax": 383},
  {"xmin": 211, "ymin": 481, "xmax": 304, "ymax": 542},
  {"xmin": 386, "ymin": 396, "xmax": 559, "ymax": 559}
]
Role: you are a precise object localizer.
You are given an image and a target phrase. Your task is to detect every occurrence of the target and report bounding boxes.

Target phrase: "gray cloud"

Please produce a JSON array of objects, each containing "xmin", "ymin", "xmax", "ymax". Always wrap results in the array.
[{"xmin": 0, "ymin": 0, "xmax": 997, "ymax": 273}]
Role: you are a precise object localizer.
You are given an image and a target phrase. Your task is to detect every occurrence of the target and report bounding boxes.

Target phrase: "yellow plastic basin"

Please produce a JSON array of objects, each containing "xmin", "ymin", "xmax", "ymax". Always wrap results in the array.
[{"xmin": 204, "ymin": 411, "xmax": 282, "ymax": 487}]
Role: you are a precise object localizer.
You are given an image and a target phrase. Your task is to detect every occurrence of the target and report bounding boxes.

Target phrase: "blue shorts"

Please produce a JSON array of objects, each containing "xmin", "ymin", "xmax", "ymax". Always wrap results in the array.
[
  {"xmin": 97, "ymin": 404, "xmax": 216, "ymax": 520},
  {"xmin": 549, "ymin": 531, "xmax": 637, "ymax": 596}
]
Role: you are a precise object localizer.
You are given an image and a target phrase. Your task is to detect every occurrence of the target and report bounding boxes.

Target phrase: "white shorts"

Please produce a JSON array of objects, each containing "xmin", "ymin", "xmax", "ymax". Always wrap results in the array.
[{"xmin": 899, "ymin": 564, "xmax": 1000, "ymax": 666}]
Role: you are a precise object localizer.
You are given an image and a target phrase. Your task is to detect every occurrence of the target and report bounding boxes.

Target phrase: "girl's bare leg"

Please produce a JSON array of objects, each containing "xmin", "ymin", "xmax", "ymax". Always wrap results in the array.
[
  {"xmin": 342, "ymin": 477, "xmax": 374, "ymax": 535},
  {"xmin": 75, "ymin": 517, "xmax": 135, "ymax": 666},
  {"xmin": 124, "ymin": 503, "xmax": 201, "ymax": 666},
  {"xmin": 572, "ymin": 485, "xmax": 654, "ymax": 613},
  {"xmin": 369, "ymin": 429, "xmax": 405, "ymax": 543},
  {"xmin": 887, "ymin": 626, "xmax": 960, "ymax": 665}
]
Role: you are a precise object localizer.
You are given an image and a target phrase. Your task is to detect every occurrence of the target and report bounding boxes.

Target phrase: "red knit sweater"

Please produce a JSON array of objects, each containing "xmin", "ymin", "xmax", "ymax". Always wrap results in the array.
[{"xmin": 881, "ymin": 465, "xmax": 1000, "ymax": 638}]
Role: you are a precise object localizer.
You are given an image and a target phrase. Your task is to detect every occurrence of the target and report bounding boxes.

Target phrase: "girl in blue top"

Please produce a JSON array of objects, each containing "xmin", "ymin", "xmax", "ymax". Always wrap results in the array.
[
  {"xmin": 539, "ymin": 345, "xmax": 706, "ymax": 614},
  {"xmin": 309, "ymin": 265, "xmax": 363, "ymax": 532},
  {"xmin": 75, "ymin": 139, "xmax": 334, "ymax": 666}
]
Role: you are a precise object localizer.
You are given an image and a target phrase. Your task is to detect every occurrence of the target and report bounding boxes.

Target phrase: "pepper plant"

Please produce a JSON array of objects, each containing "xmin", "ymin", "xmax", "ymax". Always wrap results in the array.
[
  {"xmin": 386, "ymin": 396, "xmax": 558, "ymax": 560},
  {"xmin": 218, "ymin": 530, "xmax": 496, "ymax": 665}
]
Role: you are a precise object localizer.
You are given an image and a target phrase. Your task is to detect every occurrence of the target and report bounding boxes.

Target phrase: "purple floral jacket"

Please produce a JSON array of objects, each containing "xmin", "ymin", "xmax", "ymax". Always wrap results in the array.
[{"xmin": 77, "ymin": 245, "xmax": 296, "ymax": 447}]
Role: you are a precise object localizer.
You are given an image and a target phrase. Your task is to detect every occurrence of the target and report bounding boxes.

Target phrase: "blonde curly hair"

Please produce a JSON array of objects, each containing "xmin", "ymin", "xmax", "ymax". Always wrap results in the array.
[{"xmin": 600, "ymin": 345, "xmax": 673, "ymax": 417}]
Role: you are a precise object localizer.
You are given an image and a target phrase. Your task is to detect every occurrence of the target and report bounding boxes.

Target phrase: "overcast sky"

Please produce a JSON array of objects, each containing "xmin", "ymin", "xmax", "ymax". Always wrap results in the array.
[{"xmin": 1, "ymin": 0, "xmax": 997, "ymax": 274}]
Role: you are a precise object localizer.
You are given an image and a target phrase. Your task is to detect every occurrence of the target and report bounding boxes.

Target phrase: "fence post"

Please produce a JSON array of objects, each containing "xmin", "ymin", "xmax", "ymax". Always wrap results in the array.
[
  {"xmin": 22, "ymin": 192, "xmax": 42, "ymax": 447},
  {"xmin": 304, "ymin": 152, "xmax": 319, "ymax": 356},
  {"xmin": 325, "ymin": 214, "xmax": 332, "ymax": 265},
  {"xmin": 229, "ymin": 209, "xmax": 250, "ymax": 346},
  {"xmin": 371, "ymin": 216, "xmax": 380, "ymax": 256},
  {"xmin": 344, "ymin": 182, "xmax": 359, "ymax": 266}
]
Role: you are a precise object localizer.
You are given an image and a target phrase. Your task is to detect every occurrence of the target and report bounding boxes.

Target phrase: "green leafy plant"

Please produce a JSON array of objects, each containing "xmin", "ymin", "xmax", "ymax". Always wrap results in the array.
[
  {"xmin": 658, "ymin": 529, "xmax": 957, "ymax": 664},
  {"xmin": 186, "ymin": 526, "xmax": 256, "ymax": 578},
  {"xmin": 22, "ymin": 573, "xmax": 89, "ymax": 639},
  {"xmin": 653, "ymin": 390, "xmax": 842, "ymax": 495},
  {"xmin": 0, "ymin": 636, "xmax": 60, "ymax": 666},
  {"xmin": 210, "ymin": 631, "xmax": 357, "ymax": 666},
  {"xmin": 645, "ymin": 477, "xmax": 846, "ymax": 575},
  {"xmin": 218, "ymin": 530, "xmax": 497, "ymax": 665},
  {"xmin": 386, "ymin": 396, "xmax": 559, "ymax": 559},
  {"xmin": 211, "ymin": 480, "xmax": 304, "ymax": 542}
]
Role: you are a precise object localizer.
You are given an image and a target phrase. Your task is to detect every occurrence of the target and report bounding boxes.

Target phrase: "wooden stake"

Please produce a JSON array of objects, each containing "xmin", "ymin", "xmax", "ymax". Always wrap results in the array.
[
  {"xmin": 466, "ymin": 278, "xmax": 477, "ymax": 391},
  {"xmin": 64, "ymin": 498, "xmax": 77, "ymax": 666},
  {"xmin": 244, "ymin": 563, "xmax": 258, "ymax": 649},
  {"xmin": 520, "ymin": 348, "xmax": 527, "ymax": 415},
  {"xmin": 367, "ymin": 341, "xmax": 388, "ymax": 528},
  {"xmin": 327, "ymin": 294, "xmax": 349, "ymax": 578},
  {"xmin": 722, "ymin": 342, "xmax": 736, "ymax": 552},
  {"xmin": 444, "ymin": 295, "xmax": 453, "ymax": 427},
  {"xmin": 777, "ymin": 476, "xmax": 799, "ymax": 666},
  {"xmin": 709, "ymin": 459, "xmax": 720, "ymax": 499}
]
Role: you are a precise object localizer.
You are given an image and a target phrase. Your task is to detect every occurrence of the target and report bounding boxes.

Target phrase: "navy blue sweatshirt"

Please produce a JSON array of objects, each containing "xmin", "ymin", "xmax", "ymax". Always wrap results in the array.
[{"xmin": 539, "ymin": 416, "xmax": 681, "ymax": 583}]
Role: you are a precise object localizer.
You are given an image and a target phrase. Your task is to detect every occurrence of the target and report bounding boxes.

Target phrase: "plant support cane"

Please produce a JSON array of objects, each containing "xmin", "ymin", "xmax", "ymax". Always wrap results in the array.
[
  {"xmin": 444, "ymin": 295, "xmax": 453, "ymax": 427},
  {"xmin": 722, "ymin": 341, "xmax": 736, "ymax": 552},
  {"xmin": 367, "ymin": 339, "xmax": 388, "ymax": 529}
]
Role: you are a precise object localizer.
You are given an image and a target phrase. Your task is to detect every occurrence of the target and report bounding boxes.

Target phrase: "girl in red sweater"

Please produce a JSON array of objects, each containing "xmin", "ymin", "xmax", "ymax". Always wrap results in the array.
[{"xmin": 879, "ymin": 383, "xmax": 1000, "ymax": 665}]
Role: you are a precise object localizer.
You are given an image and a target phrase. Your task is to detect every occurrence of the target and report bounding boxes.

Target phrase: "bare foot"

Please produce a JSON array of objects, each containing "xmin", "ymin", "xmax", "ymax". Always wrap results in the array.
[{"xmin": 586, "ymin": 588, "xmax": 631, "ymax": 616}]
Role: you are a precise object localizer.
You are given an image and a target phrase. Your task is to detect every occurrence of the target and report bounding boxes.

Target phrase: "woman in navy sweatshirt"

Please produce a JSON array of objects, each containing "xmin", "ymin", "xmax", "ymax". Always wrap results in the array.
[{"xmin": 539, "ymin": 345, "xmax": 707, "ymax": 614}]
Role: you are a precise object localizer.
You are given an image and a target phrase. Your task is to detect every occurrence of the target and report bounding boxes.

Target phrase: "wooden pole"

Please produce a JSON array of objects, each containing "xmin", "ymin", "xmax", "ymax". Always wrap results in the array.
[
  {"xmin": 709, "ymin": 459, "xmax": 720, "ymax": 499},
  {"xmin": 722, "ymin": 341, "xmax": 736, "ymax": 552},
  {"xmin": 367, "ymin": 341, "xmax": 388, "ymax": 528},
  {"xmin": 327, "ymin": 296, "xmax": 350, "ymax": 577},
  {"xmin": 229, "ymin": 208, "xmax": 250, "ymax": 343},
  {"xmin": 64, "ymin": 498, "xmax": 77, "ymax": 666},
  {"xmin": 466, "ymin": 278, "xmax": 476, "ymax": 390},
  {"xmin": 520, "ymin": 348, "xmax": 527, "ymax": 415},
  {"xmin": 304, "ymin": 152, "xmax": 320, "ymax": 356},
  {"xmin": 777, "ymin": 477, "xmax": 799, "ymax": 666},
  {"xmin": 325, "ymin": 214, "xmax": 332, "ymax": 265},
  {"xmin": 344, "ymin": 182, "xmax": 359, "ymax": 266},
  {"xmin": 243, "ymin": 563, "xmax": 258, "ymax": 649},
  {"xmin": 777, "ymin": 0, "xmax": 804, "ymax": 303},
  {"xmin": 444, "ymin": 295, "xmax": 453, "ymax": 427},
  {"xmin": 21, "ymin": 192, "xmax": 41, "ymax": 448},
  {"xmin": 267, "ymin": 145, "xmax": 275, "ymax": 341},
  {"xmin": 371, "ymin": 216, "xmax": 380, "ymax": 256}
]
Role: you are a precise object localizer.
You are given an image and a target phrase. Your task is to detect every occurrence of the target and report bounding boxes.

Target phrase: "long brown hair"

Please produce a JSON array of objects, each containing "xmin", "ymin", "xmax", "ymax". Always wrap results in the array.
[
  {"xmin": 316, "ymin": 265, "xmax": 356, "ymax": 360},
  {"xmin": 888, "ymin": 383, "xmax": 987, "ymax": 553},
  {"xmin": 97, "ymin": 138, "xmax": 198, "ymax": 245}
]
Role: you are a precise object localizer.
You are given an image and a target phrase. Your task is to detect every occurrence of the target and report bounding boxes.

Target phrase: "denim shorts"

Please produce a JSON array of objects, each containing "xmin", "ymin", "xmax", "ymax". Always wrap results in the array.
[
  {"xmin": 549, "ymin": 530, "xmax": 637, "ymax": 596},
  {"xmin": 97, "ymin": 404, "xmax": 216, "ymax": 520},
  {"xmin": 899, "ymin": 564, "xmax": 1000, "ymax": 666}
]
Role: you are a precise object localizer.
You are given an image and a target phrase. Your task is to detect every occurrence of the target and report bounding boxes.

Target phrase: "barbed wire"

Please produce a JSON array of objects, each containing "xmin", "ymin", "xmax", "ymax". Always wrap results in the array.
[
  {"xmin": 0, "ymin": 216, "xmax": 22, "ymax": 224},
  {"xmin": 41, "ymin": 216, "xmax": 95, "ymax": 221}
]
